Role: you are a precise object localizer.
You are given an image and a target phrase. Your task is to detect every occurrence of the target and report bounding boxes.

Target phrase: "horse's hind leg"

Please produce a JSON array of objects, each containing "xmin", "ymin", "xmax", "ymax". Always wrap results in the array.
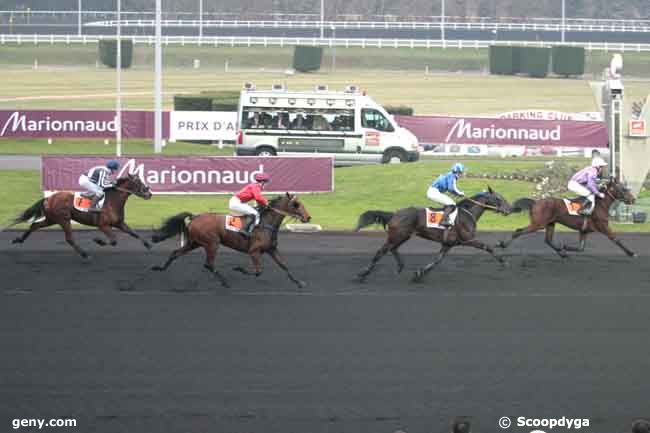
[
  {"xmin": 12, "ymin": 219, "xmax": 54, "ymax": 244},
  {"xmin": 151, "ymin": 242, "xmax": 197, "ymax": 271},
  {"xmin": 357, "ymin": 241, "xmax": 392, "ymax": 282},
  {"xmin": 544, "ymin": 224, "xmax": 568, "ymax": 258},
  {"xmin": 497, "ymin": 223, "xmax": 543, "ymax": 249},
  {"xmin": 390, "ymin": 236, "xmax": 411, "ymax": 274},
  {"xmin": 412, "ymin": 244, "xmax": 451, "ymax": 283},
  {"xmin": 563, "ymin": 232, "xmax": 587, "ymax": 253},
  {"xmin": 202, "ymin": 242, "xmax": 229, "ymax": 288}
]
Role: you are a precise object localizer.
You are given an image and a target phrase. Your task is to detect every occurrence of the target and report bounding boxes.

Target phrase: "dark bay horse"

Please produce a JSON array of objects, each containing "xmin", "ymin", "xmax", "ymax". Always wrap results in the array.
[
  {"xmin": 150, "ymin": 193, "xmax": 311, "ymax": 288},
  {"xmin": 497, "ymin": 177, "xmax": 637, "ymax": 257},
  {"xmin": 7, "ymin": 174, "xmax": 153, "ymax": 258},
  {"xmin": 355, "ymin": 187, "xmax": 511, "ymax": 283}
]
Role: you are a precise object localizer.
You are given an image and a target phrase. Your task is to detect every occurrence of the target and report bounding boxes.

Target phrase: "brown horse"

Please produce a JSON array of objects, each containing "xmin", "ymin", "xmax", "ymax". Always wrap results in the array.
[
  {"xmin": 7, "ymin": 174, "xmax": 153, "ymax": 258},
  {"xmin": 496, "ymin": 177, "xmax": 637, "ymax": 257},
  {"xmin": 150, "ymin": 193, "xmax": 311, "ymax": 288},
  {"xmin": 355, "ymin": 187, "xmax": 511, "ymax": 283}
]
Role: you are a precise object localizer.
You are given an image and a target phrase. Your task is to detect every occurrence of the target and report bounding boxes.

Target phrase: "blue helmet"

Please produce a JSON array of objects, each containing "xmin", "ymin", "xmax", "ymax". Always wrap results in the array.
[
  {"xmin": 106, "ymin": 160, "xmax": 120, "ymax": 171},
  {"xmin": 452, "ymin": 163, "xmax": 465, "ymax": 174}
]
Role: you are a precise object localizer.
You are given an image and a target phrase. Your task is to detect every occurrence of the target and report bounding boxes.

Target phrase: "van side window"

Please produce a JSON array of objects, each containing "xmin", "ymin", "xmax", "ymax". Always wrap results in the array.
[{"xmin": 361, "ymin": 109, "xmax": 394, "ymax": 132}]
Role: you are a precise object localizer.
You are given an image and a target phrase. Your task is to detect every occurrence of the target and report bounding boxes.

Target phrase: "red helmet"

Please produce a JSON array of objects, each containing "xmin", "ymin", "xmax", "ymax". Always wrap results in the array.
[{"xmin": 254, "ymin": 173, "xmax": 270, "ymax": 183}]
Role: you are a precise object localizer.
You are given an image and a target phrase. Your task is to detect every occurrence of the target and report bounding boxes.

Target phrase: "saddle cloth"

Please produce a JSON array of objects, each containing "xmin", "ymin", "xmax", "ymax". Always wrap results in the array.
[
  {"xmin": 225, "ymin": 215, "xmax": 248, "ymax": 233},
  {"xmin": 425, "ymin": 208, "xmax": 455, "ymax": 229},
  {"xmin": 73, "ymin": 192, "xmax": 105, "ymax": 212},
  {"xmin": 563, "ymin": 198, "xmax": 585, "ymax": 216}
]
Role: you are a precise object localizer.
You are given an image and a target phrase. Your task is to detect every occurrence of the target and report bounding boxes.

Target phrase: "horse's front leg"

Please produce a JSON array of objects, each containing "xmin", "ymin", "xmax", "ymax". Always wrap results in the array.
[
  {"xmin": 116, "ymin": 221, "xmax": 152, "ymax": 250},
  {"xmin": 601, "ymin": 225, "xmax": 637, "ymax": 257},
  {"xmin": 563, "ymin": 231, "xmax": 588, "ymax": 252},
  {"xmin": 496, "ymin": 223, "xmax": 543, "ymax": 249},
  {"xmin": 269, "ymin": 248, "xmax": 305, "ymax": 288},
  {"xmin": 461, "ymin": 238, "xmax": 508, "ymax": 265},
  {"xmin": 94, "ymin": 225, "xmax": 117, "ymax": 247},
  {"xmin": 412, "ymin": 244, "xmax": 451, "ymax": 283},
  {"xmin": 544, "ymin": 223, "xmax": 568, "ymax": 259},
  {"xmin": 234, "ymin": 249, "xmax": 263, "ymax": 276}
]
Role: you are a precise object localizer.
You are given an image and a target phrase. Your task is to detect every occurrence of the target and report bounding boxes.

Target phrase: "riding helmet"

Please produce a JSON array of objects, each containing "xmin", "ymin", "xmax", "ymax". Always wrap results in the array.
[
  {"xmin": 106, "ymin": 160, "xmax": 120, "ymax": 171},
  {"xmin": 452, "ymin": 163, "xmax": 465, "ymax": 173},
  {"xmin": 591, "ymin": 157, "xmax": 608, "ymax": 168}
]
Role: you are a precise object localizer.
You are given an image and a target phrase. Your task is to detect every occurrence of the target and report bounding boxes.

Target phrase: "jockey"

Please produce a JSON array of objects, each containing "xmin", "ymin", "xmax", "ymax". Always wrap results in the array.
[
  {"xmin": 229, "ymin": 172, "xmax": 270, "ymax": 235},
  {"xmin": 567, "ymin": 156, "xmax": 607, "ymax": 215},
  {"xmin": 78, "ymin": 160, "xmax": 120, "ymax": 212},
  {"xmin": 427, "ymin": 163, "xmax": 465, "ymax": 226}
]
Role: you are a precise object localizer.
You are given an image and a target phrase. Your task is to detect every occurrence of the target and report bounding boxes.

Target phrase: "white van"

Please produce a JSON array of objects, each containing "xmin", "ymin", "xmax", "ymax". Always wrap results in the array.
[{"xmin": 235, "ymin": 84, "xmax": 420, "ymax": 163}]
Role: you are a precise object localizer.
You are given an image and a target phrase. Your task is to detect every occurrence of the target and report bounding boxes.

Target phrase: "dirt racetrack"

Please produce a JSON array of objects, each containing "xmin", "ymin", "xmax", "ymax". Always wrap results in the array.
[{"xmin": 1, "ymin": 230, "xmax": 649, "ymax": 433}]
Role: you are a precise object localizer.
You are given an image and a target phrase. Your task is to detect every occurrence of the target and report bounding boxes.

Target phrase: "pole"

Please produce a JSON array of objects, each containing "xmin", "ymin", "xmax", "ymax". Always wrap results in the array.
[
  {"xmin": 154, "ymin": 0, "xmax": 163, "ymax": 153},
  {"xmin": 441, "ymin": 0, "xmax": 445, "ymax": 45},
  {"xmin": 562, "ymin": 0, "xmax": 566, "ymax": 42},
  {"xmin": 78, "ymin": 0, "xmax": 82, "ymax": 36},
  {"xmin": 331, "ymin": 26, "xmax": 336, "ymax": 72},
  {"xmin": 116, "ymin": 0, "xmax": 122, "ymax": 157},
  {"xmin": 199, "ymin": 0, "xmax": 203, "ymax": 38},
  {"xmin": 320, "ymin": 0, "xmax": 324, "ymax": 39}
]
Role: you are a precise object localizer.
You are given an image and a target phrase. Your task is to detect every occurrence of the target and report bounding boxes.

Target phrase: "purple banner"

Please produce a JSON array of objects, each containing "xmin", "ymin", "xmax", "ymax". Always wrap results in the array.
[
  {"xmin": 0, "ymin": 110, "xmax": 170, "ymax": 139},
  {"xmin": 42, "ymin": 156, "xmax": 333, "ymax": 194},
  {"xmin": 395, "ymin": 115, "xmax": 608, "ymax": 148}
]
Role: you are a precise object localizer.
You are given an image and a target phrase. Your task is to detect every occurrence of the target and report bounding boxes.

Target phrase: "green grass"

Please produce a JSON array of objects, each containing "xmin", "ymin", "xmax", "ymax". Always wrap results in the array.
[
  {"xmin": 0, "ymin": 139, "xmax": 234, "ymax": 156},
  {"xmin": 3, "ymin": 160, "xmax": 649, "ymax": 232}
]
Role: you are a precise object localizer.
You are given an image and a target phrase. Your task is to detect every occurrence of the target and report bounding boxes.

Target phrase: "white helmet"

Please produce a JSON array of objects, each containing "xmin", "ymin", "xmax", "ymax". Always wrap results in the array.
[{"xmin": 592, "ymin": 157, "xmax": 608, "ymax": 168}]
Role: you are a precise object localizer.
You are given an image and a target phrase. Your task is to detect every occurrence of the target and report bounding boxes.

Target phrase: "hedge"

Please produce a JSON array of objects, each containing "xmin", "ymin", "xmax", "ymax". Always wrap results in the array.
[
  {"xmin": 293, "ymin": 46, "xmax": 323, "ymax": 72},
  {"xmin": 552, "ymin": 46, "xmax": 585, "ymax": 76},
  {"xmin": 98, "ymin": 39, "xmax": 133, "ymax": 69},
  {"xmin": 384, "ymin": 105, "xmax": 414, "ymax": 115}
]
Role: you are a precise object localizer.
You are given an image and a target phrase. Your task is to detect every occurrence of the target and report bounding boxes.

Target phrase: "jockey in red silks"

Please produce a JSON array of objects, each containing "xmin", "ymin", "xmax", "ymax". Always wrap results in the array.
[{"xmin": 229, "ymin": 173, "xmax": 270, "ymax": 235}]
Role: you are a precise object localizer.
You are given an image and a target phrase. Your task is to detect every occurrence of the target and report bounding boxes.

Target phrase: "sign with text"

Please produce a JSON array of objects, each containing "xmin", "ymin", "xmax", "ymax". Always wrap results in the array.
[
  {"xmin": 169, "ymin": 111, "xmax": 238, "ymax": 141},
  {"xmin": 42, "ymin": 156, "xmax": 333, "ymax": 194},
  {"xmin": 395, "ymin": 115, "xmax": 608, "ymax": 148},
  {"xmin": 0, "ymin": 110, "xmax": 169, "ymax": 139},
  {"xmin": 628, "ymin": 119, "xmax": 647, "ymax": 137}
]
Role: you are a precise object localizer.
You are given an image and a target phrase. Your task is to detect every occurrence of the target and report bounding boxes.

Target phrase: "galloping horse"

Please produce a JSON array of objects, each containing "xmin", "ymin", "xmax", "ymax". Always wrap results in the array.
[
  {"xmin": 355, "ymin": 187, "xmax": 511, "ymax": 283},
  {"xmin": 496, "ymin": 177, "xmax": 637, "ymax": 257},
  {"xmin": 150, "ymin": 193, "xmax": 311, "ymax": 288},
  {"xmin": 7, "ymin": 174, "xmax": 153, "ymax": 258}
]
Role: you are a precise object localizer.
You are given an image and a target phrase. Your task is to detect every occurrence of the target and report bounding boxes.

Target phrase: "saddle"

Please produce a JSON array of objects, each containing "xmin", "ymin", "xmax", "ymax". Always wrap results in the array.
[
  {"xmin": 425, "ymin": 207, "xmax": 453, "ymax": 228},
  {"xmin": 563, "ymin": 197, "xmax": 589, "ymax": 216},
  {"xmin": 225, "ymin": 214, "xmax": 255, "ymax": 236},
  {"xmin": 73, "ymin": 192, "xmax": 105, "ymax": 212}
]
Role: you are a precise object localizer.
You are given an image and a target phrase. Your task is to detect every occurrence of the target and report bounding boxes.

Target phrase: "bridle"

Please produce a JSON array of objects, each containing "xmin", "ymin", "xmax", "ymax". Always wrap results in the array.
[{"xmin": 463, "ymin": 196, "xmax": 503, "ymax": 213}]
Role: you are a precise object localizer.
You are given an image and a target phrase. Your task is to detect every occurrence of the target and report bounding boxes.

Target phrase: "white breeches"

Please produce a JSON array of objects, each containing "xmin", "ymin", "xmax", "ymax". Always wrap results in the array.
[
  {"xmin": 78, "ymin": 175, "xmax": 104, "ymax": 197},
  {"xmin": 426, "ymin": 187, "xmax": 457, "ymax": 221},
  {"xmin": 567, "ymin": 180, "xmax": 594, "ymax": 204},
  {"xmin": 229, "ymin": 196, "xmax": 260, "ymax": 223}
]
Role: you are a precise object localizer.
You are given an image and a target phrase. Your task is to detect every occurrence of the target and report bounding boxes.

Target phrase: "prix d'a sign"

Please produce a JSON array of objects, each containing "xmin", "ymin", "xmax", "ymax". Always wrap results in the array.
[
  {"xmin": 42, "ymin": 156, "xmax": 334, "ymax": 194},
  {"xmin": 169, "ymin": 111, "xmax": 238, "ymax": 141}
]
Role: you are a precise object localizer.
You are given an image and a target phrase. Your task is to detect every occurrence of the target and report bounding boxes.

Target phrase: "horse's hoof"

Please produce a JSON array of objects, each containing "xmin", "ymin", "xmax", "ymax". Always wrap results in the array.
[
  {"xmin": 81, "ymin": 253, "xmax": 91, "ymax": 260},
  {"xmin": 221, "ymin": 281, "xmax": 230, "ymax": 288},
  {"xmin": 496, "ymin": 241, "xmax": 506, "ymax": 249},
  {"xmin": 11, "ymin": 238, "xmax": 22, "ymax": 244},
  {"xmin": 411, "ymin": 270, "xmax": 424, "ymax": 283},
  {"xmin": 396, "ymin": 265, "xmax": 404, "ymax": 274},
  {"xmin": 110, "ymin": 241, "xmax": 117, "ymax": 247},
  {"xmin": 93, "ymin": 238, "xmax": 106, "ymax": 246},
  {"xmin": 233, "ymin": 266, "xmax": 246, "ymax": 274},
  {"xmin": 629, "ymin": 252, "xmax": 638, "ymax": 258},
  {"xmin": 151, "ymin": 265, "xmax": 163, "ymax": 271},
  {"xmin": 144, "ymin": 242, "xmax": 152, "ymax": 250},
  {"xmin": 296, "ymin": 280, "xmax": 307, "ymax": 289}
]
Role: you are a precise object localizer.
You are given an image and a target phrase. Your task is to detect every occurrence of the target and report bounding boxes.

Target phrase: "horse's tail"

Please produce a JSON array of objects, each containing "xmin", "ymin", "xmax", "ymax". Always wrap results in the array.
[
  {"xmin": 151, "ymin": 212, "xmax": 193, "ymax": 243},
  {"xmin": 511, "ymin": 198, "xmax": 536, "ymax": 214},
  {"xmin": 355, "ymin": 210, "xmax": 395, "ymax": 231},
  {"xmin": 3, "ymin": 198, "xmax": 46, "ymax": 230}
]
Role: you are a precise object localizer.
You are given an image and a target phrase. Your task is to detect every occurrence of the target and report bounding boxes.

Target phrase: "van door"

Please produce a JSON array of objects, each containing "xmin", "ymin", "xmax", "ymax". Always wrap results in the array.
[{"xmin": 360, "ymin": 108, "xmax": 396, "ymax": 152}]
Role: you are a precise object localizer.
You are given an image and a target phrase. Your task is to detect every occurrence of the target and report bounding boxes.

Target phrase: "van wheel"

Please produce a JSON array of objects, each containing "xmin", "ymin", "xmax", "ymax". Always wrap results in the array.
[
  {"xmin": 255, "ymin": 146, "xmax": 277, "ymax": 157},
  {"xmin": 382, "ymin": 149, "xmax": 407, "ymax": 164}
]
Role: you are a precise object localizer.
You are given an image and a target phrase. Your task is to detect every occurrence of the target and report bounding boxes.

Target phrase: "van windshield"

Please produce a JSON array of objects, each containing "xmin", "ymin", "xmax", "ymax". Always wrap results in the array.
[
  {"xmin": 242, "ymin": 107, "xmax": 355, "ymax": 132},
  {"xmin": 361, "ymin": 109, "xmax": 394, "ymax": 132}
]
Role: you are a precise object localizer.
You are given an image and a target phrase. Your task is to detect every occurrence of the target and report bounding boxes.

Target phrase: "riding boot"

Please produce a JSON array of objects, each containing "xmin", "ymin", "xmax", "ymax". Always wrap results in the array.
[
  {"xmin": 579, "ymin": 199, "xmax": 593, "ymax": 216},
  {"xmin": 441, "ymin": 205, "xmax": 455, "ymax": 226},
  {"xmin": 88, "ymin": 195, "xmax": 103, "ymax": 212}
]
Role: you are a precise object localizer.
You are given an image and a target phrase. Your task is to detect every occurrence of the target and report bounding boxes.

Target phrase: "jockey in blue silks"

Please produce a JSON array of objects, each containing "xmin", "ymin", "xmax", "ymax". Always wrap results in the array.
[{"xmin": 427, "ymin": 163, "xmax": 466, "ymax": 226}]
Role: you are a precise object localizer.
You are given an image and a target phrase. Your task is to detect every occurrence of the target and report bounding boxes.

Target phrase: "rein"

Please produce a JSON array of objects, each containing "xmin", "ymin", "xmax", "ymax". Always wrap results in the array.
[{"xmin": 463, "ymin": 197, "xmax": 501, "ymax": 212}]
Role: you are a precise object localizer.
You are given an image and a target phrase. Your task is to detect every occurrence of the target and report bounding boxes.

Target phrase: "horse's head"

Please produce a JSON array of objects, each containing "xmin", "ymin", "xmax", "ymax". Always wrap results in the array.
[
  {"xmin": 479, "ymin": 186, "xmax": 511, "ymax": 215},
  {"xmin": 270, "ymin": 193, "xmax": 311, "ymax": 223},
  {"xmin": 604, "ymin": 177, "xmax": 635, "ymax": 205},
  {"xmin": 115, "ymin": 174, "xmax": 153, "ymax": 200}
]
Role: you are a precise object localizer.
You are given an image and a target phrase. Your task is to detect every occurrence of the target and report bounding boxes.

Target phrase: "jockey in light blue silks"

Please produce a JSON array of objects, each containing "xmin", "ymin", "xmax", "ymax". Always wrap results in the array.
[
  {"xmin": 78, "ymin": 160, "xmax": 120, "ymax": 212},
  {"xmin": 427, "ymin": 163, "xmax": 466, "ymax": 226}
]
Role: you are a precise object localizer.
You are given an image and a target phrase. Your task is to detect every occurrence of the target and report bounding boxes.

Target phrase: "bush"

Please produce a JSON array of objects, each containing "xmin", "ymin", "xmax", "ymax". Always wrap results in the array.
[
  {"xmin": 98, "ymin": 39, "xmax": 133, "ymax": 69},
  {"xmin": 384, "ymin": 105, "xmax": 414, "ymax": 115},
  {"xmin": 520, "ymin": 47, "xmax": 550, "ymax": 78},
  {"xmin": 489, "ymin": 45, "xmax": 514, "ymax": 75},
  {"xmin": 552, "ymin": 46, "xmax": 585, "ymax": 76},
  {"xmin": 293, "ymin": 46, "xmax": 323, "ymax": 72},
  {"xmin": 174, "ymin": 90, "xmax": 240, "ymax": 112}
]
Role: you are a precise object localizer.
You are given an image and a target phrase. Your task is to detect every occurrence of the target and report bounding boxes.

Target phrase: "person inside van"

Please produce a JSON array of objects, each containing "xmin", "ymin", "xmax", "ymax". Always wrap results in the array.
[
  {"xmin": 291, "ymin": 114, "xmax": 306, "ymax": 129},
  {"xmin": 248, "ymin": 112, "xmax": 261, "ymax": 129},
  {"xmin": 312, "ymin": 115, "xmax": 331, "ymax": 131}
]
